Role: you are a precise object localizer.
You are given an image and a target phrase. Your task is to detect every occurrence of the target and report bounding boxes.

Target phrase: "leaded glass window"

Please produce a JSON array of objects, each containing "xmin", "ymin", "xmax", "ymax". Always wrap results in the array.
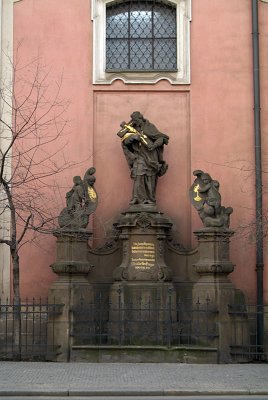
[{"xmin": 106, "ymin": 0, "xmax": 177, "ymax": 72}]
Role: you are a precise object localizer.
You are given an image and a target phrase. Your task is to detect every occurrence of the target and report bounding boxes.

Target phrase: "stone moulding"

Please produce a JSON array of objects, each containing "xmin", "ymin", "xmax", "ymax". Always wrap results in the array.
[
  {"xmin": 193, "ymin": 228, "xmax": 235, "ymax": 275},
  {"xmin": 166, "ymin": 239, "xmax": 196, "ymax": 255},
  {"xmin": 51, "ymin": 229, "xmax": 93, "ymax": 276},
  {"xmin": 89, "ymin": 240, "xmax": 120, "ymax": 255},
  {"xmin": 112, "ymin": 210, "xmax": 173, "ymax": 282},
  {"xmin": 115, "ymin": 210, "xmax": 173, "ymax": 230},
  {"xmin": 53, "ymin": 228, "xmax": 92, "ymax": 240},
  {"xmin": 51, "ymin": 262, "xmax": 93, "ymax": 275}
]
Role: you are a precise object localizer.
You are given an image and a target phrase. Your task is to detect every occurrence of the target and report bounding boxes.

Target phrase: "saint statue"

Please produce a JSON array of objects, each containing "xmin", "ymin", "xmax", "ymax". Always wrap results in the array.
[{"xmin": 117, "ymin": 111, "xmax": 169, "ymax": 205}]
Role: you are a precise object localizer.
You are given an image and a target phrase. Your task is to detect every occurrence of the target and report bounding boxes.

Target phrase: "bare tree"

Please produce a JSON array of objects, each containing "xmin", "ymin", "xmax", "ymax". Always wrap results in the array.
[{"xmin": 0, "ymin": 48, "xmax": 74, "ymax": 354}]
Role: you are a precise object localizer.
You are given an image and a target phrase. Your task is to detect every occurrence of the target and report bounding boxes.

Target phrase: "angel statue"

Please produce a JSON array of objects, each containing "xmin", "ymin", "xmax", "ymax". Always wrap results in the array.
[
  {"xmin": 117, "ymin": 111, "xmax": 169, "ymax": 205},
  {"xmin": 189, "ymin": 170, "xmax": 233, "ymax": 228},
  {"xmin": 58, "ymin": 167, "xmax": 98, "ymax": 229}
]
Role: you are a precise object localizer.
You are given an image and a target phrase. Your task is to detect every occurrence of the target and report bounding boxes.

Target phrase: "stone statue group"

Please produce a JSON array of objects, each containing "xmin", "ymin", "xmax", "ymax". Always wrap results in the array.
[{"xmin": 58, "ymin": 112, "xmax": 232, "ymax": 230}]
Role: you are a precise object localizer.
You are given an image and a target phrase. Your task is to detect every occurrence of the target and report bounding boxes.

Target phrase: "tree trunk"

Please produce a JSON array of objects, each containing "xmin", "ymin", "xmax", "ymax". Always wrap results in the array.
[{"xmin": 11, "ymin": 249, "xmax": 21, "ymax": 360}]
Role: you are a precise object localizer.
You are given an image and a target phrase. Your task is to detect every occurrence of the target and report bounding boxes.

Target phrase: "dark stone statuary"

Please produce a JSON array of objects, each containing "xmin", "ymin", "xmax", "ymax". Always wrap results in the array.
[
  {"xmin": 113, "ymin": 210, "xmax": 173, "ymax": 282},
  {"xmin": 47, "ymin": 130, "xmax": 250, "ymax": 362},
  {"xmin": 114, "ymin": 112, "xmax": 172, "ymax": 282},
  {"xmin": 189, "ymin": 170, "xmax": 233, "ymax": 228},
  {"xmin": 192, "ymin": 227, "xmax": 237, "ymax": 363},
  {"xmin": 189, "ymin": 170, "xmax": 247, "ymax": 363},
  {"xmin": 117, "ymin": 111, "xmax": 169, "ymax": 206},
  {"xmin": 110, "ymin": 114, "xmax": 176, "ymax": 345},
  {"xmin": 58, "ymin": 167, "xmax": 98, "ymax": 229},
  {"xmin": 110, "ymin": 205, "xmax": 175, "ymax": 347},
  {"xmin": 48, "ymin": 168, "xmax": 97, "ymax": 361},
  {"xmin": 51, "ymin": 167, "xmax": 98, "ymax": 276}
]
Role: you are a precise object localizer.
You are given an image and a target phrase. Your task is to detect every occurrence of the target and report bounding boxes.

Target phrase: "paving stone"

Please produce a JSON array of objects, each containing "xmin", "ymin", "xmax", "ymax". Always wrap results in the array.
[{"xmin": 0, "ymin": 363, "xmax": 267, "ymax": 396}]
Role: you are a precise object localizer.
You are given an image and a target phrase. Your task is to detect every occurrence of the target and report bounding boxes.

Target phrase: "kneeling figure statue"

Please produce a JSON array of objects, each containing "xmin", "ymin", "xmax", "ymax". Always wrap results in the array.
[
  {"xmin": 190, "ymin": 170, "xmax": 233, "ymax": 228},
  {"xmin": 58, "ymin": 167, "xmax": 98, "ymax": 229}
]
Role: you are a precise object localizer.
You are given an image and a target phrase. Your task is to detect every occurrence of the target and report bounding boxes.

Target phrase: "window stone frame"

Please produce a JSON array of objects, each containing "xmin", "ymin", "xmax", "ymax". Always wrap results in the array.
[
  {"xmin": 91, "ymin": 0, "xmax": 191, "ymax": 85},
  {"xmin": 0, "ymin": 0, "xmax": 20, "ymax": 299}
]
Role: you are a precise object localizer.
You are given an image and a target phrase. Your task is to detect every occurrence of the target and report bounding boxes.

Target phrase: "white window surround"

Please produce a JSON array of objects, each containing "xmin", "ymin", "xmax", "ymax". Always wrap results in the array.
[
  {"xmin": 0, "ymin": 0, "xmax": 20, "ymax": 299},
  {"xmin": 91, "ymin": 0, "xmax": 191, "ymax": 85}
]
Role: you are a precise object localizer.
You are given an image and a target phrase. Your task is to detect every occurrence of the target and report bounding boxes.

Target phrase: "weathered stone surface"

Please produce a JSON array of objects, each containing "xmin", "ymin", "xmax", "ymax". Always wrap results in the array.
[
  {"xmin": 190, "ymin": 170, "xmax": 233, "ymax": 228},
  {"xmin": 58, "ymin": 167, "xmax": 98, "ymax": 229},
  {"xmin": 48, "ymin": 229, "xmax": 94, "ymax": 361},
  {"xmin": 109, "ymin": 281, "xmax": 177, "ymax": 346},
  {"xmin": 113, "ymin": 210, "xmax": 173, "ymax": 282},
  {"xmin": 193, "ymin": 228, "xmax": 234, "ymax": 275},
  {"xmin": 117, "ymin": 112, "xmax": 169, "ymax": 206},
  {"xmin": 192, "ymin": 228, "xmax": 248, "ymax": 363}
]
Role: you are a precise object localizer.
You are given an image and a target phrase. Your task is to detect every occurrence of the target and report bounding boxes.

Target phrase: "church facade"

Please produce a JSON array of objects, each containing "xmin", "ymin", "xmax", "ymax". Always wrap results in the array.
[{"xmin": 0, "ymin": 0, "xmax": 268, "ymax": 310}]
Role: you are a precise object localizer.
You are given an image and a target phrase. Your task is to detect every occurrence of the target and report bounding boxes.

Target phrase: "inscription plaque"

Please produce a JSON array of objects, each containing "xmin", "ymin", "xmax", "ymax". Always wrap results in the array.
[
  {"xmin": 112, "ymin": 210, "xmax": 173, "ymax": 281},
  {"xmin": 131, "ymin": 241, "xmax": 156, "ymax": 270}
]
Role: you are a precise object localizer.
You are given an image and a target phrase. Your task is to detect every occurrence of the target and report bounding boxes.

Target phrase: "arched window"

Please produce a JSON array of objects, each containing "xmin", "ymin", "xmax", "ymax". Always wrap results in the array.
[
  {"xmin": 92, "ymin": 0, "xmax": 191, "ymax": 84},
  {"xmin": 106, "ymin": 0, "xmax": 177, "ymax": 72}
]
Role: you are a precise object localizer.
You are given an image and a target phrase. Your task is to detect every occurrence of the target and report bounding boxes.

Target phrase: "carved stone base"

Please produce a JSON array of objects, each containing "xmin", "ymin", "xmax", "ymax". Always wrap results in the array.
[
  {"xmin": 47, "ymin": 229, "xmax": 94, "ymax": 361},
  {"xmin": 51, "ymin": 229, "xmax": 93, "ymax": 272},
  {"xmin": 113, "ymin": 209, "xmax": 173, "ymax": 281},
  {"xmin": 192, "ymin": 228, "xmax": 240, "ymax": 363},
  {"xmin": 193, "ymin": 228, "xmax": 235, "ymax": 275}
]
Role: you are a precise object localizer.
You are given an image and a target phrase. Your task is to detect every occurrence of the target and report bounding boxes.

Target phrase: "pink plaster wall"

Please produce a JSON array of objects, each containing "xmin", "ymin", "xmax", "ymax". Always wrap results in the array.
[
  {"xmin": 13, "ymin": 0, "xmax": 268, "ymax": 303},
  {"xmin": 259, "ymin": 1, "xmax": 268, "ymax": 304},
  {"xmin": 14, "ymin": 0, "xmax": 93, "ymax": 299},
  {"xmin": 190, "ymin": 0, "xmax": 257, "ymax": 302},
  {"xmin": 92, "ymin": 91, "xmax": 191, "ymax": 246}
]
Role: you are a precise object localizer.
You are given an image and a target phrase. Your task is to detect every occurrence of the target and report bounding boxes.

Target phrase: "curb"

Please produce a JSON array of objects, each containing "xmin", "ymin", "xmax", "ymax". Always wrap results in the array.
[{"xmin": 1, "ymin": 389, "xmax": 268, "ymax": 397}]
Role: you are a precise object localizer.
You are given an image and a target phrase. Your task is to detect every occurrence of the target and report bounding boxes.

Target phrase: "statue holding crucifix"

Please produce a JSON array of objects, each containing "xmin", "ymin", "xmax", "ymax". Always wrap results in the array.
[{"xmin": 117, "ymin": 111, "xmax": 169, "ymax": 206}]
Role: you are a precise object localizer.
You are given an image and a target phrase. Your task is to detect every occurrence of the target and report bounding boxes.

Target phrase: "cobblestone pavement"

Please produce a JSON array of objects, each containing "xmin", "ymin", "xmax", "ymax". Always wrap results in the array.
[{"xmin": 0, "ymin": 363, "xmax": 268, "ymax": 396}]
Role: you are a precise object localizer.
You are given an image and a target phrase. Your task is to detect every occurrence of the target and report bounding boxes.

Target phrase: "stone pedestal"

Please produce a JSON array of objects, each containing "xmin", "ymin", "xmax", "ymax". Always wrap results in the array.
[
  {"xmin": 47, "ymin": 229, "xmax": 93, "ymax": 361},
  {"xmin": 192, "ymin": 228, "xmax": 237, "ymax": 363},
  {"xmin": 113, "ymin": 207, "xmax": 173, "ymax": 281},
  {"xmin": 110, "ymin": 207, "xmax": 176, "ymax": 345}
]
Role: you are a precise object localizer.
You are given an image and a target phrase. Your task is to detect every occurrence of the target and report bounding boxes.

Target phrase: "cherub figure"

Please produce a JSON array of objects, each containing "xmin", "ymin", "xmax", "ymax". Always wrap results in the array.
[{"xmin": 189, "ymin": 170, "xmax": 233, "ymax": 228}]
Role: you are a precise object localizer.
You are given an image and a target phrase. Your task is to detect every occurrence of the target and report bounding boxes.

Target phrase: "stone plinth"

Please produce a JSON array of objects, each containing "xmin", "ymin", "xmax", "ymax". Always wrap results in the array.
[
  {"xmin": 193, "ymin": 228, "xmax": 234, "ymax": 276},
  {"xmin": 192, "ymin": 228, "xmax": 237, "ymax": 363},
  {"xmin": 110, "ymin": 207, "xmax": 176, "ymax": 345},
  {"xmin": 113, "ymin": 208, "xmax": 173, "ymax": 282},
  {"xmin": 47, "ymin": 229, "xmax": 93, "ymax": 361}
]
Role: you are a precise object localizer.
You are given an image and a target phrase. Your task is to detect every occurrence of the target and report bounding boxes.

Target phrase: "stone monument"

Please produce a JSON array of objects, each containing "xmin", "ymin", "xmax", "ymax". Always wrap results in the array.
[
  {"xmin": 117, "ymin": 111, "xmax": 169, "ymax": 206},
  {"xmin": 47, "ymin": 167, "xmax": 98, "ymax": 361},
  {"xmin": 190, "ymin": 169, "xmax": 242, "ymax": 362},
  {"xmin": 110, "ymin": 112, "xmax": 176, "ymax": 344}
]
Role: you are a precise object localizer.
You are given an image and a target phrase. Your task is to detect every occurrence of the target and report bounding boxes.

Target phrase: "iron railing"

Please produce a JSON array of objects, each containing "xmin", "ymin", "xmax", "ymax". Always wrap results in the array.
[
  {"xmin": 229, "ymin": 303, "xmax": 268, "ymax": 362},
  {"xmin": 71, "ymin": 289, "xmax": 218, "ymax": 347},
  {"xmin": 1, "ymin": 294, "xmax": 267, "ymax": 362},
  {"xmin": 0, "ymin": 298, "xmax": 63, "ymax": 361}
]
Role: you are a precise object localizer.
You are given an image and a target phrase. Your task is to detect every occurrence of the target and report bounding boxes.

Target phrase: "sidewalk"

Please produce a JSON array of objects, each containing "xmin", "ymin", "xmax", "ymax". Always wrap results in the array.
[{"xmin": 0, "ymin": 362, "xmax": 268, "ymax": 397}]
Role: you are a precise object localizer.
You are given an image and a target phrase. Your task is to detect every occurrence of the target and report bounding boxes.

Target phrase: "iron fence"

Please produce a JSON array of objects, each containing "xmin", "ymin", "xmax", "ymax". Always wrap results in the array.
[
  {"xmin": 0, "ymin": 298, "xmax": 63, "ymax": 361},
  {"xmin": 2, "ymin": 293, "xmax": 267, "ymax": 362},
  {"xmin": 71, "ymin": 289, "xmax": 218, "ymax": 347},
  {"xmin": 229, "ymin": 303, "xmax": 268, "ymax": 362}
]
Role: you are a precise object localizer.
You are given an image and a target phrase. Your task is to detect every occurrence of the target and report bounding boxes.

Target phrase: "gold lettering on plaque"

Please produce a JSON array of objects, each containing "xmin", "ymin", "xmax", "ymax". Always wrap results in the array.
[{"xmin": 131, "ymin": 241, "xmax": 156, "ymax": 270}]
